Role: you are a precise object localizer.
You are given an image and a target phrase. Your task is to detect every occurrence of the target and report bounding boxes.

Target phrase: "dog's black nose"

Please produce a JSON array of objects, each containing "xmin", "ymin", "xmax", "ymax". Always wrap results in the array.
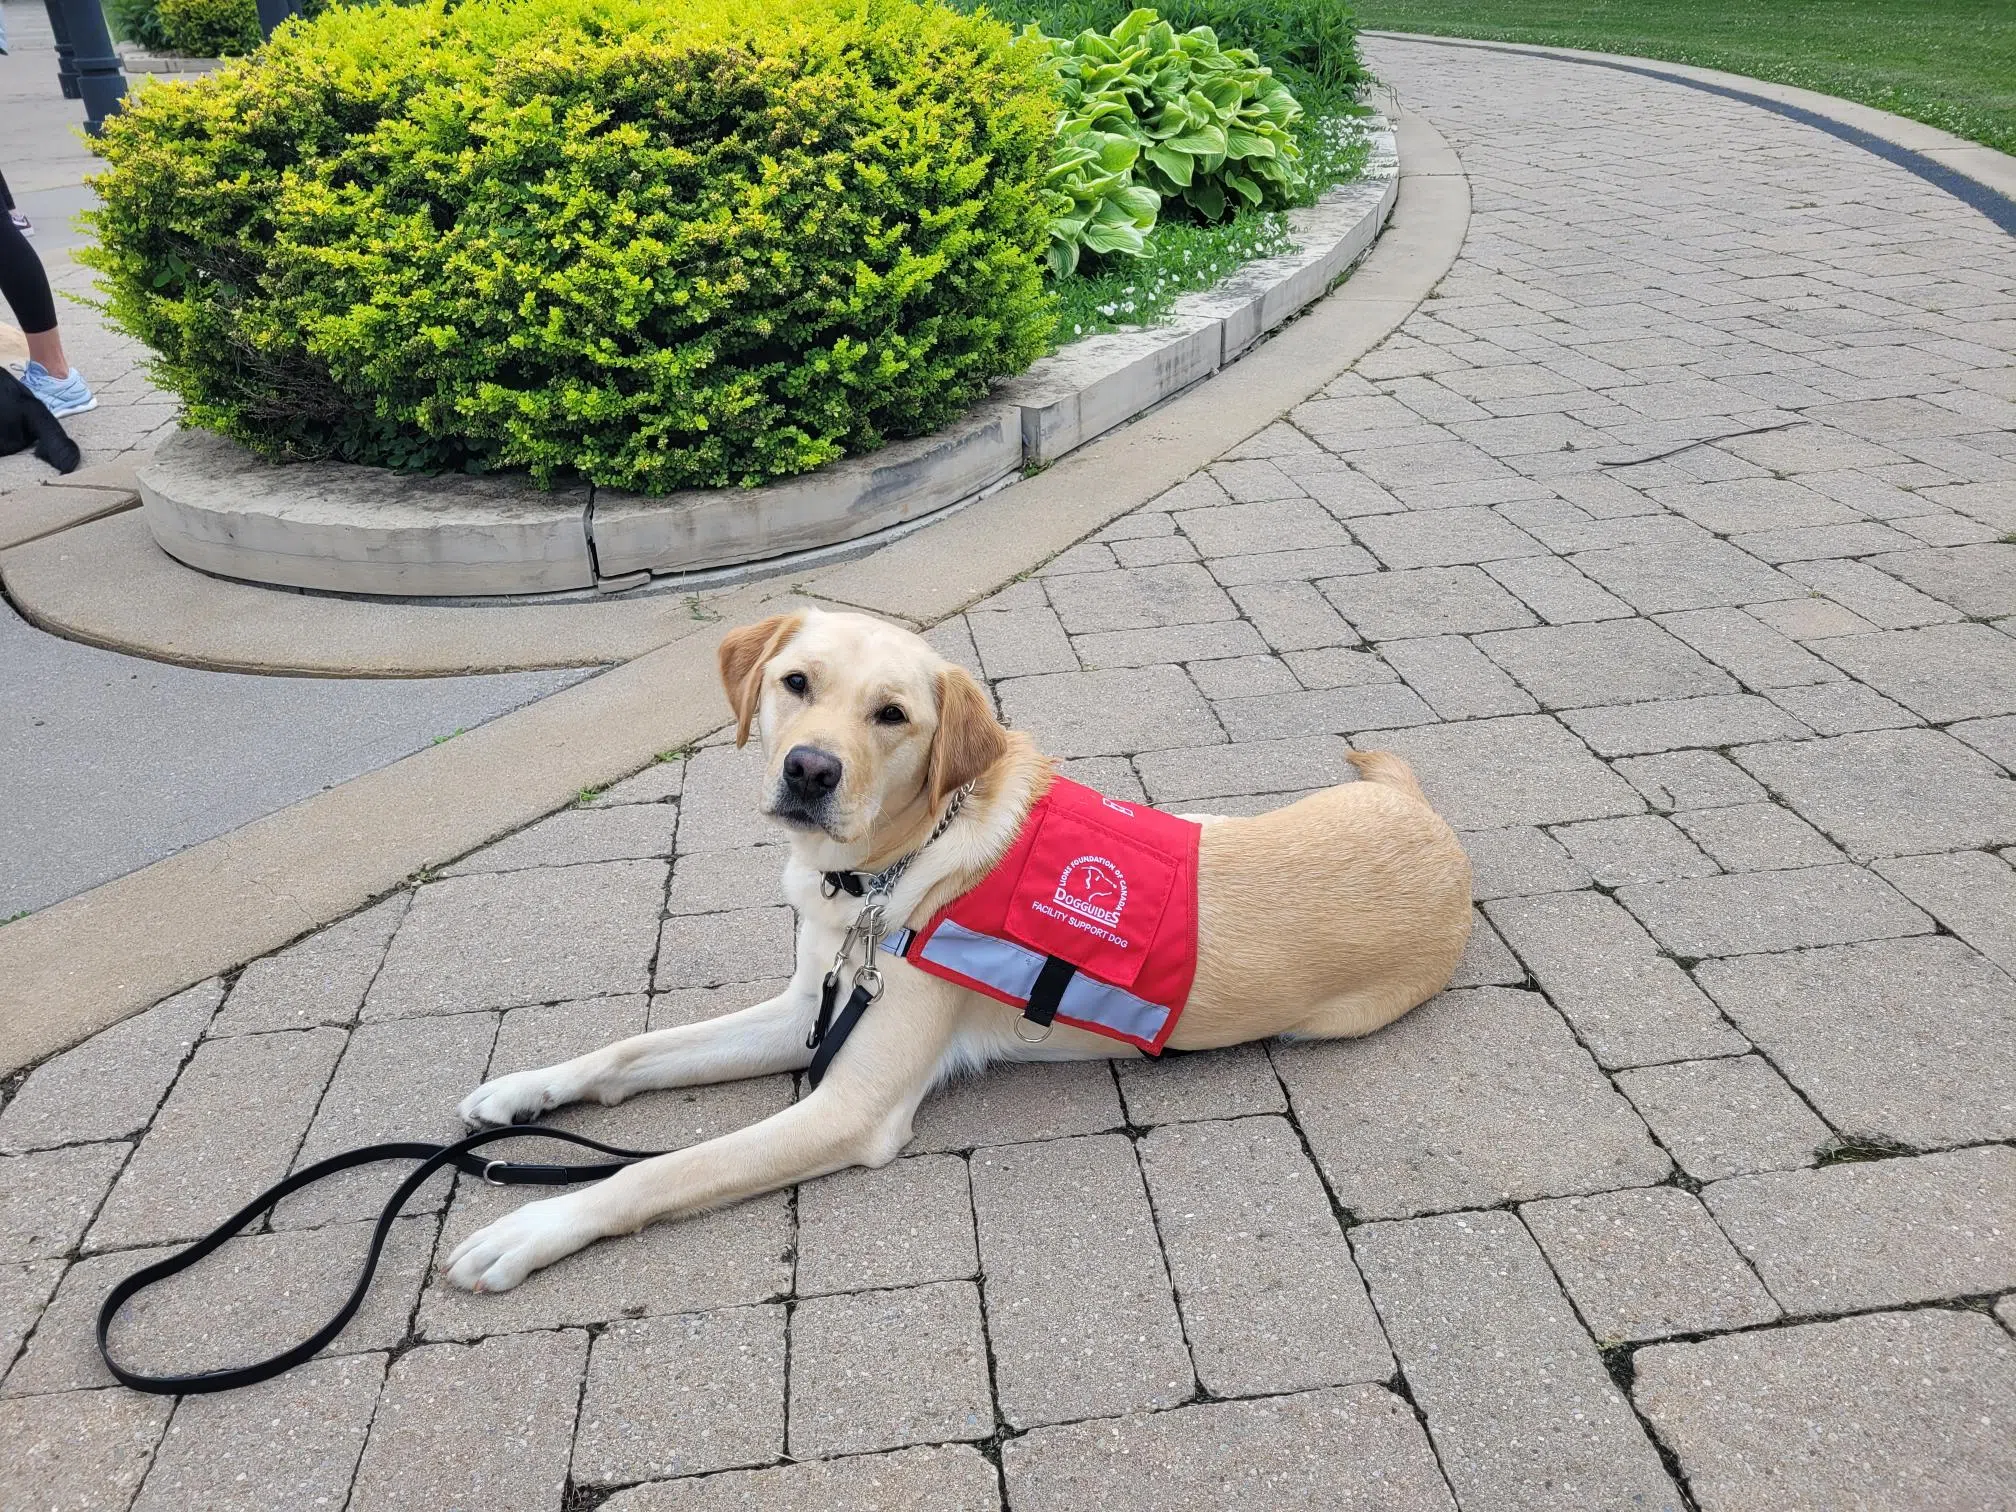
[{"xmin": 782, "ymin": 745, "xmax": 843, "ymax": 798}]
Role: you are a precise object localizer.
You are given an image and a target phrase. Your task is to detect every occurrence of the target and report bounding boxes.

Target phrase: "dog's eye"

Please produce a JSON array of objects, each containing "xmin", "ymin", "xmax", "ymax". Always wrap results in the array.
[
  {"xmin": 781, "ymin": 672, "xmax": 809, "ymax": 696},
  {"xmin": 874, "ymin": 704, "xmax": 908, "ymax": 726}
]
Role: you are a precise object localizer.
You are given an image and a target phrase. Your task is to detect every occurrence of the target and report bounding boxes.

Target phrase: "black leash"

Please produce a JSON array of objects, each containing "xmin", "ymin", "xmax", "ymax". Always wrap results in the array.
[
  {"xmin": 106, "ymin": 792, "xmax": 986, "ymax": 1395},
  {"xmin": 96, "ymin": 1125, "xmax": 666, "ymax": 1396},
  {"xmin": 806, "ymin": 980, "xmax": 878, "ymax": 1090}
]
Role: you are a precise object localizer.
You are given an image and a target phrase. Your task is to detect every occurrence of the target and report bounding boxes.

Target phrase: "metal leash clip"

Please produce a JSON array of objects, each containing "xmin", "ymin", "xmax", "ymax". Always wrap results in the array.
[
  {"xmin": 854, "ymin": 905, "xmax": 888, "ymax": 1004},
  {"xmin": 810, "ymin": 903, "xmax": 888, "ymax": 1050}
]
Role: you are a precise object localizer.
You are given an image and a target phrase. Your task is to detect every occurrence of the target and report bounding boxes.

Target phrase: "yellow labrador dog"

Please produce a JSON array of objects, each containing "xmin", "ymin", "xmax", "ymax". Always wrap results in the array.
[{"xmin": 444, "ymin": 608, "xmax": 1471, "ymax": 1293}]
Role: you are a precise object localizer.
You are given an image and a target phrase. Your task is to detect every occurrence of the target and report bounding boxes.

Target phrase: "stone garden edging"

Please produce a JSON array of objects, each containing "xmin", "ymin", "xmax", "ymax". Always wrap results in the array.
[
  {"xmin": 115, "ymin": 45, "xmax": 224, "ymax": 74},
  {"xmin": 136, "ymin": 120, "xmax": 1398, "ymax": 599}
]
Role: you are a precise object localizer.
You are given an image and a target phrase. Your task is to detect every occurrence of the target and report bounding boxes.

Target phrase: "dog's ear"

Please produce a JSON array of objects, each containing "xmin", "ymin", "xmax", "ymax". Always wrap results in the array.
[
  {"xmin": 717, "ymin": 614, "xmax": 804, "ymax": 747},
  {"xmin": 929, "ymin": 665, "xmax": 1008, "ymax": 803}
]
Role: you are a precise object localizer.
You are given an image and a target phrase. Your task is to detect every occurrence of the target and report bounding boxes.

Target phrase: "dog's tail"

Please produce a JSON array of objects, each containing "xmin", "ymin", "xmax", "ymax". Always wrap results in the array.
[
  {"xmin": 1347, "ymin": 749, "xmax": 1428, "ymax": 804},
  {"xmin": 29, "ymin": 394, "xmax": 81, "ymax": 475}
]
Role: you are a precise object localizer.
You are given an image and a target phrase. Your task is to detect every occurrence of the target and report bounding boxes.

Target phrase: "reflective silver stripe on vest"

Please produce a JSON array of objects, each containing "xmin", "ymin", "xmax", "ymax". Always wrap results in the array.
[{"xmin": 918, "ymin": 919, "xmax": 1172, "ymax": 1043}]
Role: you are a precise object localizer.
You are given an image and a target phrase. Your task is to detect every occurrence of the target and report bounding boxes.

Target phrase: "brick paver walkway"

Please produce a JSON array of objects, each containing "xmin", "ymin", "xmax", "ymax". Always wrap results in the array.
[{"xmin": 5, "ymin": 37, "xmax": 2015, "ymax": 1511}]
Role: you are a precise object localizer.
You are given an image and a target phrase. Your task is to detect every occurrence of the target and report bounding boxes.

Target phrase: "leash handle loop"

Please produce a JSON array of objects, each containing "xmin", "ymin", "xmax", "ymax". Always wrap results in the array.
[{"xmin": 96, "ymin": 1125, "xmax": 665, "ymax": 1396}]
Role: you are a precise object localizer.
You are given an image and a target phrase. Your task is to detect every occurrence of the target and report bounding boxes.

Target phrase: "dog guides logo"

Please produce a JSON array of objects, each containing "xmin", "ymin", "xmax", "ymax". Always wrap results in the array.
[{"xmin": 1054, "ymin": 855, "xmax": 1126, "ymax": 928}]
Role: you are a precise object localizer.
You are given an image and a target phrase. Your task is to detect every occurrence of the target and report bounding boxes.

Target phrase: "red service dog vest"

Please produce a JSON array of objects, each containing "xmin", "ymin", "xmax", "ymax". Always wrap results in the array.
[{"xmin": 894, "ymin": 777, "xmax": 1201, "ymax": 1053}]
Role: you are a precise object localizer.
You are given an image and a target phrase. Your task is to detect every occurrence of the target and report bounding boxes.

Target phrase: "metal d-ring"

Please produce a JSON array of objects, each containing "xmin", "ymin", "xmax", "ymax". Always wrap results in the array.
[{"xmin": 1013, "ymin": 1016, "xmax": 1053, "ymax": 1043}]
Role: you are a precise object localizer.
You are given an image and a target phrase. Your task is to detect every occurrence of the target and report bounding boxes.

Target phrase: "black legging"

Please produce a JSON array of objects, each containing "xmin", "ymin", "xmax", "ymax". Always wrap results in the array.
[{"xmin": 0, "ymin": 171, "xmax": 58, "ymax": 336}]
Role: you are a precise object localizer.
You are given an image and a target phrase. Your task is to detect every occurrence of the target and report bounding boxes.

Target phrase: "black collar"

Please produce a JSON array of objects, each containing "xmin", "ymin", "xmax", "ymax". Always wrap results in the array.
[{"xmin": 819, "ymin": 782, "xmax": 974, "ymax": 902}]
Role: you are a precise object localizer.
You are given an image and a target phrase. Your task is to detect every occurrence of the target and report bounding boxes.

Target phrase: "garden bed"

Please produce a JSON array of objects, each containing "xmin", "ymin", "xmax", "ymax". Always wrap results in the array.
[
  {"xmin": 139, "ymin": 119, "xmax": 1395, "ymax": 597},
  {"xmin": 115, "ymin": 46, "xmax": 225, "ymax": 74},
  {"xmin": 102, "ymin": 0, "xmax": 1389, "ymax": 595}
]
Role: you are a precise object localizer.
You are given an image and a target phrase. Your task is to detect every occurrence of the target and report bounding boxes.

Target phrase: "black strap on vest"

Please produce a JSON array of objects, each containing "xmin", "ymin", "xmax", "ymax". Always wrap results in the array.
[
  {"xmin": 96, "ymin": 1125, "xmax": 666, "ymax": 1396},
  {"xmin": 1024, "ymin": 955, "xmax": 1076, "ymax": 1028}
]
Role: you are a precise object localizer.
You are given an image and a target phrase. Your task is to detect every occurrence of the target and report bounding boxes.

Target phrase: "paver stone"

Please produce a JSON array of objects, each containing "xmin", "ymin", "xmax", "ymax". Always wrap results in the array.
[
  {"xmin": 969, "ymin": 1134, "xmax": 1190, "ymax": 1428},
  {"xmin": 88, "ymin": 1027, "xmax": 347, "ymax": 1249},
  {"xmin": 1354, "ymin": 1210, "xmax": 1680, "ymax": 1512},
  {"xmin": 0, "ymin": 1387, "xmax": 170, "ymax": 1512},
  {"xmin": 1613, "ymin": 1055, "xmax": 1831, "ymax": 1182},
  {"xmin": 1635, "ymin": 1310, "xmax": 2016, "ymax": 1512},
  {"xmin": 1139, "ymin": 1117, "xmax": 1391, "ymax": 1395},
  {"xmin": 135, "ymin": 1352, "xmax": 385, "ymax": 1512},
  {"xmin": 1274, "ymin": 988, "xmax": 1669, "ymax": 1217},
  {"xmin": 572, "ymin": 1306, "xmax": 784, "ymax": 1485},
  {"xmin": 214, "ymin": 896, "xmax": 407, "ymax": 1035},
  {"xmin": 365, "ymin": 860, "xmax": 665, "ymax": 1018},
  {"xmin": 600, "ymin": 1443, "xmax": 1000, "ymax": 1511},
  {"xmin": 1521, "ymin": 1187, "xmax": 1779, "ymax": 1343},
  {"xmin": 788, "ymin": 1281, "xmax": 993, "ymax": 1456},
  {"xmin": 1003, "ymin": 1387, "xmax": 1454, "ymax": 1512},
  {"xmin": 0, "ymin": 982, "xmax": 219, "ymax": 1151},
  {"xmin": 1695, "ymin": 937, "xmax": 2016, "ymax": 1147},
  {"xmin": 1704, "ymin": 1146, "xmax": 2016, "ymax": 1313},
  {"xmin": 349, "ymin": 1328, "xmax": 587, "ymax": 1512},
  {"xmin": 795, "ymin": 1155, "xmax": 976, "ymax": 1298}
]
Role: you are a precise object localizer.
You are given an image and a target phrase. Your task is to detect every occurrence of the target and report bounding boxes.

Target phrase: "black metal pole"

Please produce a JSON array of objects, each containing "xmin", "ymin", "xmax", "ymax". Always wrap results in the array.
[
  {"xmin": 45, "ymin": 0, "xmax": 125, "ymax": 131},
  {"xmin": 41, "ymin": 0, "xmax": 80, "ymax": 98},
  {"xmin": 254, "ymin": 0, "xmax": 301, "ymax": 39}
]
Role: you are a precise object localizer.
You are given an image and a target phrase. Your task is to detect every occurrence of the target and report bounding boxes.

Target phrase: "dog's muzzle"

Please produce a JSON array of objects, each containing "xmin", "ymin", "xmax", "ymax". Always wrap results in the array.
[{"xmin": 771, "ymin": 744, "xmax": 843, "ymax": 828}]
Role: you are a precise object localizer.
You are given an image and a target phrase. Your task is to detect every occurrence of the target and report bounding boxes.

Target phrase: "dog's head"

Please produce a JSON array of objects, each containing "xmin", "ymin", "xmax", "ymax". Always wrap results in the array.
[{"xmin": 718, "ymin": 609, "xmax": 1008, "ymax": 855}]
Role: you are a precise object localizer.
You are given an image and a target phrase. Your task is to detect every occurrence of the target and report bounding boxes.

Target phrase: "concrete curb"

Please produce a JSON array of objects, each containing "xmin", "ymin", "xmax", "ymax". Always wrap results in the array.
[
  {"xmin": 134, "ymin": 129, "xmax": 1397, "ymax": 602},
  {"xmin": 7, "ymin": 135, "xmax": 1401, "ymax": 676},
  {"xmin": 139, "ymin": 428, "xmax": 597, "ymax": 595},
  {"xmin": 0, "ymin": 105, "xmax": 1470, "ymax": 1073},
  {"xmin": 116, "ymin": 48, "xmax": 224, "ymax": 75},
  {"xmin": 1367, "ymin": 31, "xmax": 2016, "ymax": 206}
]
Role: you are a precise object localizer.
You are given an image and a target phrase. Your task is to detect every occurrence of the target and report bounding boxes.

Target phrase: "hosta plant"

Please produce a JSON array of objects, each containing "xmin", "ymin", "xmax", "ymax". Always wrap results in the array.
[
  {"xmin": 1042, "ymin": 128, "xmax": 1160, "ymax": 276},
  {"xmin": 1039, "ymin": 6, "xmax": 1304, "ymax": 271}
]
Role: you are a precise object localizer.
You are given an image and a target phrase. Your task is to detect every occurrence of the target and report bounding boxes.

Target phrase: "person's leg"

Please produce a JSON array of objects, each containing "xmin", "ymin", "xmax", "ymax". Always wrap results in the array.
[
  {"xmin": 0, "ymin": 209, "xmax": 57, "ymax": 346},
  {"xmin": 0, "ymin": 170, "xmax": 27, "ymax": 236},
  {"xmin": 24, "ymin": 328, "xmax": 71, "ymax": 378},
  {"xmin": 2, "ymin": 209, "xmax": 92, "ymax": 415}
]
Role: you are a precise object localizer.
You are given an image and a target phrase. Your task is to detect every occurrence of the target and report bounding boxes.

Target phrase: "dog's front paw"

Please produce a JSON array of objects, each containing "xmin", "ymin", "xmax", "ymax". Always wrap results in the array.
[
  {"xmin": 441, "ymin": 1195, "xmax": 594, "ymax": 1293},
  {"xmin": 458, "ymin": 1068, "xmax": 563, "ymax": 1128}
]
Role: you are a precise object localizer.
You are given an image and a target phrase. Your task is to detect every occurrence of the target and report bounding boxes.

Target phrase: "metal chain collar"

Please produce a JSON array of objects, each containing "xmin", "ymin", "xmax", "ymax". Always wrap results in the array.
[{"xmin": 813, "ymin": 781, "xmax": 977, "ymax": 1035}]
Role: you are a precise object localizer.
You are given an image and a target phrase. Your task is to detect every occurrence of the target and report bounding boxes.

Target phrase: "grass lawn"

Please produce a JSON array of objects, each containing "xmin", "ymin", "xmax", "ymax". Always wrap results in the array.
[{"xmin": 1351, "ymin": 0, "xmax": 2016, "ymax": 155}]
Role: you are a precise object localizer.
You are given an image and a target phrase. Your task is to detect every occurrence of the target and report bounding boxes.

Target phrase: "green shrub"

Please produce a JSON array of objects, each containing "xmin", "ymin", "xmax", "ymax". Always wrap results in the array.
[
  {"xmin": 85, "ymin": 0, "xmax": 1058, "ymax": 491},
  {"xmin": 105, "ymin": 0, "xmax": 174, "ymax": 53},
  {"xmin": 157, "ymin": 0, "xmax": 261, "ymax": 56}
]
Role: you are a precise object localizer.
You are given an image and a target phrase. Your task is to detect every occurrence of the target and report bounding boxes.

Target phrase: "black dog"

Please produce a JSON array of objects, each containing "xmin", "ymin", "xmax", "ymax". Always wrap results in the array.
[{"xmin": 0, "ymin": 367, "xmax": 80, "ymax": 473}]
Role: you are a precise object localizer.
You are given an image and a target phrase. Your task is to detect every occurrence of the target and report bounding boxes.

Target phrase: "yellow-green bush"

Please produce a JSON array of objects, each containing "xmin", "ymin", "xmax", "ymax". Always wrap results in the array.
[{"xmin": 85, "ymin": 0, "xmax": 1059, "ymax": 490}]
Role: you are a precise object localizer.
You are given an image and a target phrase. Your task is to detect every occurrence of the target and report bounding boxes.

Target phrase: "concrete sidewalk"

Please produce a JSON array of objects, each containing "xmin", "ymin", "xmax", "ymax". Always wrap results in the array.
[
  {"xmin": 0, "ymin": 0, "xmax": 600, "ymax": 917},
  {"xmin": 2, "ymin": 33, "xmax": 2014, "ymax": 1512}
]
